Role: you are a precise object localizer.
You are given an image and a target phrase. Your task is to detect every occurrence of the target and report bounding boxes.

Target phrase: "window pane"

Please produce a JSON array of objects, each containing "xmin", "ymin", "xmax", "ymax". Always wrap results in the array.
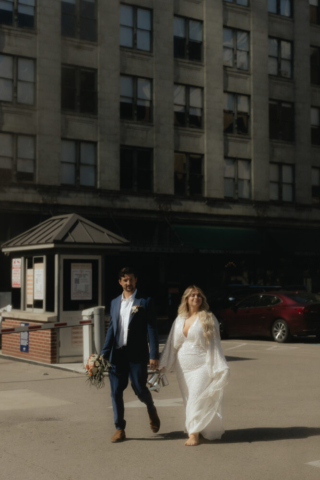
[
  {"xmin": 238, "ymin": 179, "xmax": 250, "ymax": 199},
  {"xmin": 189, "ymin": 155, "xmax": 202, "ymax": 175},
  {"xmin": 137, "ymin": 99, "xmax": 151, "ymax": 121},
  {"xmin": 224, "ymin": 93, "xmax": 234, "ymax": 111},
  {"xmin": 312, "ymin": 168, "xmax": 320, "ymax": 186},
  {"xmin": 120, "ymin": 5, "xmax": 133, "ymax": 27},
  {"xmin": 224, "ymin": 178, "xmax": 235, "ymax": 198},
  {"xmin": 238, "ymin": 160, "xmax": 251, "ymax": 180},
  {"xmin": 237, "ymin": 31, "xmax": 249, "ymax": 51},
  {"xmin": 137, "ymin": 8, "xmax": 151, "ymax": 30},
  {"xmin": 189, "ymin": 21, "xmax": 202, "ymax": 42},
  {"xmin": 224, "ymin": 111, "xmax": 234, "ymax": 133},
  {"xmin": 174, "ymin": 105, "xmax": 186, "ymax": 126},
  {"xmin": 0, "ymin": 0, "xmax": 14, "ymax": 25},
  {"xmin": 17, "ymin": 158, "xmax": 33, "ymax": 173},
  {"xmin": 310, "ymin": 47, "xmax": 320, "ymax": 84},
  {"xmin": 19, "ymin": 0, "xmax": 36, "ymax": 6},
  {"xmin": 137, "ymin": 151, "xmax": 152, "ymax": 191},
  {"xmin": 174, "ymin": 85, "xmax": 186, "ymax": 105},
  {"xmin": 62, "ymin": 66, "xmax": 76, "ymax": 88},
  {"xmin": 18, "ymin": 136, "xmax": 34, "ymax": 159},
  {"xmin": 268, "ymin": 38, "xmax": 278, "ymax": 57},
  {"xmin": 281, "ymin": 103, "xmax": 294, "ymax": 141},
  {"xmin": 61, "ymin": 163, "xmax": 76, "ymax": 185},
  {"xmin": 224, "ymin": 159, "xmax": 235, "ymax": 178},
  {"xmin": 0, "ymin": 54, "xmax": 13, "ymax": 79},
  {"xmin": 189, "ymin": 41, "xmax": 202, "ymax": 61},
  {"xmin": 120, "ymin": 26, "xmax": 133, "ymax": 48},
  {"xmin": 280, "ymin": 0, "xmax": 291, "ymax": 16},
  {"xmin": 62, "ymin": 0, "xmax": 76, "ymax": 12},
  {"xmin": 137, "ymin": 30, "xmax": 151, "ymax": 51},
  {"xmin": 174, "ymin": 17, "xmax": 185, "ymax": 38},
  {"xmin": 0, "ymin": 78, "xmax": 13, "ymax": 101},
  {"xmin": 223, "ymin": 28, "xmax": 233, "ymax": 48},
  {"xmin": 269, "ymin": 102, "xmax": 279, "ymax": 139},
  {"xmin": 0, "ymin": 133, "xmax": 12, "ymax": 156},
  {"xmin": 0, "ymin": 157, "xmax": 12, "ymax": 169},
  {"xmin": 174, "ymin": 37, "xmax": 186, "ymax": 59},
  {"xmin": 311, "ymin": 107, "xmax": 320, "ymax": 126},
  {"xmin": 138, "ymin": 78, "xmax": 151, "ymax": 100},
  {"xmin": 282, "ymin": 165, "xmax": 293, "ymax": 183},
  {"xmin": 223, "ymin": 48, "xmax": 234, "ymax": 67},
  {"xmin": 80, "ymin": 165, "xmax": 95, "ymax": 186},
  {"xmin": 62, "ymin": 13, "xmax": 76, "ymax": 37},
  {"xmin": 174, "ymin": 153, "xmax": 186, "ymax": 195},
  {"xmin": 237, "ymin": 95, "xmax": 249, "ymax": 113},
  {"xmin": 237, "ymin": 0, "xmax": 248, "ymax": 5},
  {"xmin": 80, "ymin": 69, "xmax": 95, "ymax": 90},
  {"xmin": 283, "ymin": 184, "xmax": 293, "ymax": 202},
  {"xmin": 281, "ymin": 41, "xmax": 292, "ymax": 60},
  {"xmin": 120, "ymin": 76, "xmax": 133, "ymax": 98},
  {"xmin": 280, "ymin": 59, "xmax": 291, "ymax": 78},
  {"xmin": 80, "ymin": 142, "xmax": 95, "ymax": 165},
  {"xmin": 237, "ymin": 113, "xmax": 249, "ymax": 134},
  {"xmin": 80, "ymin": 0, "xmax": 95, "ymax": 19},
  {"xmin": 17, "ymin": 4, "xmax": 34, "ymax": 28},
  {"xmin": 18, "ymin": 58, "xmax": 34, "ymax": 82},
  {"xmin": 189, "ymin": 87, "xmax": 202, "ymax": 108},
  {"xmin": 237, "ymin": 51, "xmax": 248, "ymax": 70},
  {"xmin": 270, "ymin": 182, "xmax": 279, "ymax": 200},
  {"xmin": 268, "ymin": 0, "xmax": 277, "ymax": 13},
  {"xmin": 61, "ymin": 140, "xmax": 76, "ymax": 164},
  {"xmin": 80, "ymin": 17, "xmax": 96, "ymax": 41},
  {"xmin": 268, "ymin": 57, "xmax": 278, "ymax": 75},
  {"xmin": 120, "ymin": 148, "xmax": 133, "ymax": 190},
  {"xmin": 17, "ymin": 81, "xmax": 34, "ymax": 104},
  {"xmin": 270, "ymin": 164, "xmax": 279, "ymax": 182},
  {"xmin": 189, "ymin": 107, "xmax": 202, "ymax": 128}
]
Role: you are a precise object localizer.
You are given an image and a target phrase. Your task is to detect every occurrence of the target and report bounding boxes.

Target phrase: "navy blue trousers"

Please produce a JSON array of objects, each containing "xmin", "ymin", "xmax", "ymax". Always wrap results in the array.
[{"xmin": 109, "ymin": 347, "xmax": 155, "ymax": 430}]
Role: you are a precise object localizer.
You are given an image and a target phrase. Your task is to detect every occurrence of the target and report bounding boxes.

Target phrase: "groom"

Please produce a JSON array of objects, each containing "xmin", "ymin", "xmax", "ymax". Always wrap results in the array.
[{"xmin": 100, "ymin": 267, "xmax": 160, "ymax": 443}]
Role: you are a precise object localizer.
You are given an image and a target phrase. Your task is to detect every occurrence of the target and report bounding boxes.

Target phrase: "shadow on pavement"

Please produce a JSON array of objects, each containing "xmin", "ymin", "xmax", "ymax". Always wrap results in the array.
[
  {"xmin": 217, "ymin": 427, "xmax": 320, "ymax": 443},
  {"xmin": 225, "ymin": 356, "xmax": 256, "ymax": 362},
  {"xmin": 127, "ymin": 431, "xmax": 187, "ymax": 441}
]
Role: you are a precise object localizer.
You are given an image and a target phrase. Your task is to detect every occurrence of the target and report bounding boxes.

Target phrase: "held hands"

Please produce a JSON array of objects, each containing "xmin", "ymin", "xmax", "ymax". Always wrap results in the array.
[{"xmin": 150, "ymin": 359, "xmax": 159, "ymax": 370}]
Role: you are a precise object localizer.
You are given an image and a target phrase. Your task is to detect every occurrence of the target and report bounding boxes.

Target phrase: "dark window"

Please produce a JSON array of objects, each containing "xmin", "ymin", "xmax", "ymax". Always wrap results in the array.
[
  {"xmin": 120, "ymin": 4, "xmax": 152, "ymax": 52},
  {"xmin": 223, "ymin": 28, "xmax": 249, "ymax": 71},
  {"xmin": 0, "ymin": 54, "xmax": 35, "ymax": 105},
  {"xmin": 120, "ymin": 76, "xmax": 152, "ymax": 122},
  {"xmin": 174, "ymin": 152, "xmax": 203, "ymax": 196},
  {"xmin": 0, "ymin": 0, "xmax": 35, "ymax": 28},
  {"xmin": 61, "ymin": 65, "xmax": 97, "ymax": 114},
  {"xmin": 120, "ymin": 147, "xmax": 153, "ymax": 192},
  {"xmin": 224, "ymin": 93, "xmax": 250, "ymax": 135},
  {"xmin": 61, "ymin": 0, "xmax": 97, "ymax": 42},
  {"xmin": 268, "ymin": 38, "xmax": 293, "ymax": 79},
  {"xmin": 269, "ymin": 100, "xmax": 294, "ymax": 141},
  {"xmin": 238, "ymin": 296, "xmax": 261, "ymax": 308},
  {"xmin": 312, "ymin": 167, "xmax": 320, "ymax": 204},
  {"xmin": 224, "ymin": 158, "xmax": 251, "ymax": 199},
  {"xmin": 310, "ymin": 0, "xmax": 320, "ymax": 24},
  {"xmin": 224, "ymin": 0, "xmax": 249, "ymax": 6},
  {"xmin": 174, "ymin": 16, "xmax": 203, "ymax": 62},
  {"xmin": 311, "ymin": 107, "xmax": 320, "ymax": 145},
  {"xmin": 174, "ymin": 84, "xmax": 203, "ymax": 128},
  {"xmin": 61, "ymin": 139, "xmax": 96, "ymax": 187},
  {"xmin": 268, "ymin": 0, "xmax": 292, "ymax": 17},
  {"xmin": 0, "ymin": 132, "xmax": 35, "ymax": 184},
  {"xmin": 260, "ymin": 295, "xmax": 281, "ymax": 306},
  {"xmin": 310, "ymin": 47, "xmax": 320, "ymax": 85},
  {"xmin": 285, "ymin": 292, "xmax": 320, "ymax": 304},
  {"xmin": 270, "ymin": 163, "xmax": 294, "ymax": 202}
]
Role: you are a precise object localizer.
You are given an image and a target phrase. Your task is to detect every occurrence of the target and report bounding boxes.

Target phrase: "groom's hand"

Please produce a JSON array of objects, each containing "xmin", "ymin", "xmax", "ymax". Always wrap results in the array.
[{"xmin": 150, "ymin": 359, "xmax": 159, "ymax": 370}]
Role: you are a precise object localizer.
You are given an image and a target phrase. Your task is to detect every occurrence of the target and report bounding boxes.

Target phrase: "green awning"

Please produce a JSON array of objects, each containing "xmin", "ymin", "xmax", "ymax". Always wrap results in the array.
[{"xmin": 172, "ymin": 225, "xmax": 263, "ymax": 254}]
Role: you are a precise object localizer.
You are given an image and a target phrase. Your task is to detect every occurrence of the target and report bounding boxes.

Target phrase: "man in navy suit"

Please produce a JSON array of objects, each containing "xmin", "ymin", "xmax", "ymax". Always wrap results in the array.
[{"xmin": 100, "ymin": 267, "xmax": 160, "ymax": 443}]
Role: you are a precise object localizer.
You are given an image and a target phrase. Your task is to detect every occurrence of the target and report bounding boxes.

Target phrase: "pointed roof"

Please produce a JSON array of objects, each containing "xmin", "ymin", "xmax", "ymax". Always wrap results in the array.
[{"xmin": 1, "ymin": 214, "xmax": 129, "ymax": 252}]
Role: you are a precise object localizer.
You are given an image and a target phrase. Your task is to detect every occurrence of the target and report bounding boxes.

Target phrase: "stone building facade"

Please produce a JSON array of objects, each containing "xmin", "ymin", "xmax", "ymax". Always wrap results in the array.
[{"xmin": 1, "ymin": 0, "xmax": 320, "ymax": 312}]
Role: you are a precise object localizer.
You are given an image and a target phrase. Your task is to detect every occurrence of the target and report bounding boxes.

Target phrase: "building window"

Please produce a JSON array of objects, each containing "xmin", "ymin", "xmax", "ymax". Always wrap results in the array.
[
  {"xmin": 174, "ymin": 152, "xmax": 203, "ymax": 196},
  {"xmin": 174, "ymin": 16, "xmax": 203, "ymax": 62},
  {"xmin": 224, "ymin": 0, "xmax": 249, "ymax": 6},
  {"xmin": 61, "ymin": 65, "xmax": 97, "ymax": 114},
  {"xmin": 311, "ymin": 167, "xmax": 320, "ymax": 203},
  {"xmin": 224, "ymin": 158, "xmax": 251, "ymax": 199},
  {"xmin": 268, "ymin": 38, "xmax": 293, "ymax": 79},
  {"xmin": 310, "ymin": 47, "xmax": 320, "ymax": 85},
  {"xmin": 61, "ymin": 0, "xmax": 97, "ymax": 42},
  {"xmin": 174, "ymin": 85, "xmax": 203, "ymax": 128},
  {"xmin": 0, "ymin": 0, "xmax": 35, "ymax": 28},
  {"xmin": 270, "ymin": 163, "xmax": 294, "ymax": 202},
  {"xmin": 120, "ymin": 4, "xmax": 152, "ymax": 52},
  {"xmin": 310, "ymin": 0, "xmax": 320, "ymax": 24},
  {"xmin": 268, "ymin": 0, "xmax": 292, "ymax": 17},
  {"xmin": 120, "ymin": 147, "xmax": 153, "ymax": 192},
  {"xmin": 61, "ymin": 140, "xmax": 96, "ymax": 187},
  {"xmin": 0, "ymin": 132, "xmax": 35, "ymax": 183},
  {"xmin": 311, "ymin": 107, "xmax": 320, "ymax": 145},
  {"xmin": 120, "ymin": 76, "xmax": 152, "ymax": 122},
  {"xmin": 224, "ymin": 93, "xmax": 250, "ymax": 135},
  {"xmin": 223, "ymin": 28, "xmax": 249, "ymax": 71},
  {"xmin": 269, "ymin": 100, "xmax": 294, "ymax": 142},
  {"xmin": 0, "ymin": 54, "xmax": 35, "ymax": 105}
]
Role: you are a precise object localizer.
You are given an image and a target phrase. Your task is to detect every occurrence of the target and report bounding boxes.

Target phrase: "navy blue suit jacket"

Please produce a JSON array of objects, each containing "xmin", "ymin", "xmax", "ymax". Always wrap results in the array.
[{"xmin": 100, "ymin": 291, "xmax": 159, "ymax": 364}]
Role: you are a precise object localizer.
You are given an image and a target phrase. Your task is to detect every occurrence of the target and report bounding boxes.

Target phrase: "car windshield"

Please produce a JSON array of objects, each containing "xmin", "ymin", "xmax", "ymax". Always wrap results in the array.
[{"xmin": 285, "ymin": 292, "xmax": 320, "ymax": 304}]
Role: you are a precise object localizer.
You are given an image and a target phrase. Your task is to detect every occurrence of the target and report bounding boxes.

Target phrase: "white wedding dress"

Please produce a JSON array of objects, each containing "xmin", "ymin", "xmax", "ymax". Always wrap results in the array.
[{"xmin": 159, "ymin": 315, "xmax": 229, "ymax": 440}]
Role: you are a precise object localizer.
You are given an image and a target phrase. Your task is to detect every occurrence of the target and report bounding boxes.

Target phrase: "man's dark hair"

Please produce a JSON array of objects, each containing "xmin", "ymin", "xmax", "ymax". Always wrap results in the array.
[{"xmin": 118, "ymin": 267, "xmax": 137, "ymax": 280}]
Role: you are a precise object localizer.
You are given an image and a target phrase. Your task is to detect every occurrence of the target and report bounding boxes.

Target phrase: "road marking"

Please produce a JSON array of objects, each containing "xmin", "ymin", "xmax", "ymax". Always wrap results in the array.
[
  {"xmin": 109, "ymin": 398, "xmax": 184, "ymax": 409},
  {"xmin": 306, "ymin": 460, "xmax": 320, "ymax": 468},
  {"xmin": 225, "ymin": 343, "xmax": 247, "ymax": 351}
]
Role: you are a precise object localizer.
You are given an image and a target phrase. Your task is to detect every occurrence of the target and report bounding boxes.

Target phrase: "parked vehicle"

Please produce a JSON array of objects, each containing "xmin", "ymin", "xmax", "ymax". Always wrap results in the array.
[
  {"xmin": 216, "ymin": 291, "xmax": 320, "ymax": 343},
  {"xmin": 208, "ymin": 285, "xmax": 282, "ymax": 312}
]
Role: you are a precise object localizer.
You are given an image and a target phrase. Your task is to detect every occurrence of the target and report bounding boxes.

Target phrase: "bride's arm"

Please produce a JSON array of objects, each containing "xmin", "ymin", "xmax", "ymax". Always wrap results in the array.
[{"xmin": 206, "ymin": 314, "xmax": 230, "ymax": 386}]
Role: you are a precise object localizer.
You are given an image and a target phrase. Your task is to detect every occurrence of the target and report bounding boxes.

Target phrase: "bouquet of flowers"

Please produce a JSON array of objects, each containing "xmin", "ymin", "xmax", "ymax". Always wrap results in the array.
[{"xmin": 85, "ymin": 354, "xmax": 111, "ymax": 389}]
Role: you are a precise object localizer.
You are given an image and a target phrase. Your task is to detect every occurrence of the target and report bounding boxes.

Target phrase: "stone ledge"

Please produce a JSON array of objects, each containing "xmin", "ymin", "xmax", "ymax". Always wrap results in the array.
[{"xmin": 2, "ymin": 311, "xmax": 57, "ymax": 323}]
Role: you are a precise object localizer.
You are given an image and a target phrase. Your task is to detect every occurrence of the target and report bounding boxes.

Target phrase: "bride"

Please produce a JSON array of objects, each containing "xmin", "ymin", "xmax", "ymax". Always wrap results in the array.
[{"xmin": 159, "ymin": 286, "xmax": 229, "ymax": 446}]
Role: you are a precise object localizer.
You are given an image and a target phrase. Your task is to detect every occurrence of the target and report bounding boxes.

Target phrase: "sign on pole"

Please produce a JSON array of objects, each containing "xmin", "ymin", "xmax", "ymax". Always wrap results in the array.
[
  {"xmin": 71, "ymin": 263, "xmax": 92, "ymax": 300},
  {"xmin": 12, "ymin": 258, "xmax": 21, "ymax": 288},
  {"xmin": 34, "ymin": 263, "xmax": 44, "ymax": 300}
]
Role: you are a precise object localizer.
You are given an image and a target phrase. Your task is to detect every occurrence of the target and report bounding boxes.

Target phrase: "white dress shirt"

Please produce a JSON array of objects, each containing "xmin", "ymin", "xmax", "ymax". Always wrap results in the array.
[{"xmin": 116, "ymin": 289, "xmax": 137, "ymax": 348}]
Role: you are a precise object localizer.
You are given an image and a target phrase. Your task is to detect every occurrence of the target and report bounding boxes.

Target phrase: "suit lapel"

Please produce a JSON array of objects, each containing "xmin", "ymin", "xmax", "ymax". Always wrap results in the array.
[
  {"xmin": 113, "ymin": 295, "xmax": 122, "ymax": 335},
  {"xmin": 129, "ymin": 296, "xmax": 142, "ymax": 325}
]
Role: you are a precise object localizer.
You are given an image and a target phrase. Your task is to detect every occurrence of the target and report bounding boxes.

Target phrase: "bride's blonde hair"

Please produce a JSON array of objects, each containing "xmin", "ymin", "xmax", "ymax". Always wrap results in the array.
[{"xmin": 178, "ymin": 285, "xmax": 215, "ymax": 343}]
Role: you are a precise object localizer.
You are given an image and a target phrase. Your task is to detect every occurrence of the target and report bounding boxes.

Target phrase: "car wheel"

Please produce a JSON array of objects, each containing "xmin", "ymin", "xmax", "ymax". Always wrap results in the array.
[
  {"xmin": 219, "ymin": 319, "xmax": 228, "ymax": 339},
  {"xmin": 271, "ymin": 319, "xmax": 290, "ymax": 343}
]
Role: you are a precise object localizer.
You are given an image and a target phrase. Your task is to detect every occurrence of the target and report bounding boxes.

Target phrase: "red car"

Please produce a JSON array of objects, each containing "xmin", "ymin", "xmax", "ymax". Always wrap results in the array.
[{"xmin": 217, "ymin": 291, "xmax": 320, "ymax": 343}]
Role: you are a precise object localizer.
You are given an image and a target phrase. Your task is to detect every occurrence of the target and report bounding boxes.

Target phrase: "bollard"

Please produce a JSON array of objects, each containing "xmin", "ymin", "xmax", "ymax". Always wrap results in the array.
[{"xmin": 93, "ymin": 306, "xmax": 105, "ymax": 355}]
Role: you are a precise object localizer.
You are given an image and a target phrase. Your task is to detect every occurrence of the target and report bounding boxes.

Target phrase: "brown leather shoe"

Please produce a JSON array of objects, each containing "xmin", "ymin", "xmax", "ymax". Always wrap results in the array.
[
  {"xmin": 111, "ymin": 429, "xmax": 126, "ymax": 443},
  {"xmin": 149, "ymin": 408, "xmax": 160, "ymax": 433}
]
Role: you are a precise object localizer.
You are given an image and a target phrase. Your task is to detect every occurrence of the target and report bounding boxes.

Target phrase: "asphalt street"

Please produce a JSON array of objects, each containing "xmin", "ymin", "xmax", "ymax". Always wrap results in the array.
[{"xmin": 0, "ymin": 338, "xmax": 320, "ymax": 480}]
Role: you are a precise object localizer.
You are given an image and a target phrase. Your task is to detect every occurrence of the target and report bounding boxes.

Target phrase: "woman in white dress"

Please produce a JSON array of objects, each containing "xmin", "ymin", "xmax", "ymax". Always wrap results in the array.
[{"xmin": 160, "ymin": 286, "xmax": 229, "ymax": 446}]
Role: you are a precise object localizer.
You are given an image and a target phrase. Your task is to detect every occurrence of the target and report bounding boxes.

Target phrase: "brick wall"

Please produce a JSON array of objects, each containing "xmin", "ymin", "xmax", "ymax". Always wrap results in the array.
[{"xmin": 2, "ymin": 319, "xmax": 58, "ymax": 364}]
